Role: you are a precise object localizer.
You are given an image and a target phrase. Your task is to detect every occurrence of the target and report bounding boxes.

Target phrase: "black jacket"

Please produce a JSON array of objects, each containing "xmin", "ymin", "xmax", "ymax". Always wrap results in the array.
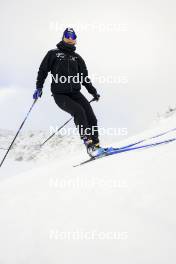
[{"xmin": 36, "ymin": 41, "xmax": 97, "ymax": 95}]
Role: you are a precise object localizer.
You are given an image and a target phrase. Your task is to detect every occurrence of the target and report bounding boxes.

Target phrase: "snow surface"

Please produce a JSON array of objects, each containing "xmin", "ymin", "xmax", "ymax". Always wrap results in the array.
[{"xmin": 0, "ymin": 112, "xmax": 176, "ymax": 263}]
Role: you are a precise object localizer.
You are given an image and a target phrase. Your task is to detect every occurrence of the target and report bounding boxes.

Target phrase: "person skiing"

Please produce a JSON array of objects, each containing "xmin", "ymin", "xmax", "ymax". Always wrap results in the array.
[{"xmin": 33, "ymin": 27, "xmax": 104, "ymax": 157}]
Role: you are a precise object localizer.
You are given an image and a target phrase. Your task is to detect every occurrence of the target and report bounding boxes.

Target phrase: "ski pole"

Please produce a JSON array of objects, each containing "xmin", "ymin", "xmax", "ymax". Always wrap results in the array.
[
  {"xmin": 0, "ymin": 99, "xmax": 38, "ymax": 168},
  {"xmin": 40, "ymin": 98, "xmax": 96, "ymax": 147}
]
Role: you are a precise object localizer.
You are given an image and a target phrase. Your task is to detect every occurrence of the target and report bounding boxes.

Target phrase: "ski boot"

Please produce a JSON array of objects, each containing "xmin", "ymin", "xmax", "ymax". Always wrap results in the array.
[{"xmin": 83, "ymin": 137, "xmax": 105, "ymax": 157}]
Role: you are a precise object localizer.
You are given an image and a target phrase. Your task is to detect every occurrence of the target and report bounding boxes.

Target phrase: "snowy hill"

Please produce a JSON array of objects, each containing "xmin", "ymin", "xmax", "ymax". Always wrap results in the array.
[
  {"xmin": 0, "ymin": 129, "xmax": 84, "ymax": 177},
  {"xmin": 0, "ymin": 113, "xmax": 176, "ymax": 263}
]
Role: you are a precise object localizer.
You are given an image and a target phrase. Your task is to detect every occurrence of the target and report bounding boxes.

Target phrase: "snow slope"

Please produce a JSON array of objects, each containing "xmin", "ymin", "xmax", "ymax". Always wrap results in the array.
[{"xmin": 0, "ymin": 112, "xmax": 176, "ymax": 263}]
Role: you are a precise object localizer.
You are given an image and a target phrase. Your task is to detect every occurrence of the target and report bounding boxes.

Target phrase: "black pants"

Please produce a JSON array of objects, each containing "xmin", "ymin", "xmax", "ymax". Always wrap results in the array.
[{"xmin": 53, "ymin": 92, "xmax": 99, "ymax": 144}]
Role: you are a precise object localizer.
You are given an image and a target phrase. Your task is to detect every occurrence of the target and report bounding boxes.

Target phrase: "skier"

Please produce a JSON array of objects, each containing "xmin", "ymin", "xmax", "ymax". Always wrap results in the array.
[{"xmin": 33, "ymin": 27, "xmax": 104, "ymax": 157}]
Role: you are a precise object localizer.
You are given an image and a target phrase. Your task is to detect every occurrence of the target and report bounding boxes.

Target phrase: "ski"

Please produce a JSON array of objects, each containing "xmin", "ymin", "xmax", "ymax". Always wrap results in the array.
[{"xmin": 73, "ymin": 137, "xmax": 176, "ymax": 167}]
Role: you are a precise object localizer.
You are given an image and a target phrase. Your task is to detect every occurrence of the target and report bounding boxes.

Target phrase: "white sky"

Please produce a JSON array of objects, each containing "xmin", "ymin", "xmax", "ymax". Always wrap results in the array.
[{"xmin": 0, "ymin": 0, "xmax": 176, "ymax": 138}]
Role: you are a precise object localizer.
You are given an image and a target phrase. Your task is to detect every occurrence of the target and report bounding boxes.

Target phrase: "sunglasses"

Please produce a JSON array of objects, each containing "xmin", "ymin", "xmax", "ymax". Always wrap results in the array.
[{"xmin": 64, "ymin": 31, "xmax": 77, "ymax": 40}]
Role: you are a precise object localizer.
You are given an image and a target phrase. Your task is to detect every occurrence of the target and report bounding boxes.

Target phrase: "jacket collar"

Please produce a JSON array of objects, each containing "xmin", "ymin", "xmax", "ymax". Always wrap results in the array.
[{"xmin": 56, "ymin": 41, "xmax": 76, "ymax": 54}]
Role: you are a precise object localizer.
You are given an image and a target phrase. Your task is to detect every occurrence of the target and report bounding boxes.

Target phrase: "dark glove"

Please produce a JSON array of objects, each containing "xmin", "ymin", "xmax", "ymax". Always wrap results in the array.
[
  {"xmin": 92, "ymin": 93, "xmax": 100, "ymax": 101},
  {"xmin": 33, "ymin": 88, "xmax": 42, "ymax": 100}
]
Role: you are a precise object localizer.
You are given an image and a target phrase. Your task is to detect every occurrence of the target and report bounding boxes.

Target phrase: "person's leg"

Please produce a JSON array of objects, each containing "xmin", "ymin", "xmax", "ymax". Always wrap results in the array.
[
  {"xmin": 53, "ymin": 93, "xmax": 89, "ymax": 139},
  {"xmin": 72, "ymin": 92, "xmax": 99, "ymax": 144}
]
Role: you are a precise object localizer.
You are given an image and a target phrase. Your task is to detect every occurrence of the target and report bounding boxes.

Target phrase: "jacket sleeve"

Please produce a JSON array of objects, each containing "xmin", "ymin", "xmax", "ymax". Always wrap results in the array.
[
  {"xmin": 77, "ymin": 55, "xmax": 97, "ymax": 95},
  {"xmin": 36, "ymin": 50, "xmax": 53, "ymax": 89}
]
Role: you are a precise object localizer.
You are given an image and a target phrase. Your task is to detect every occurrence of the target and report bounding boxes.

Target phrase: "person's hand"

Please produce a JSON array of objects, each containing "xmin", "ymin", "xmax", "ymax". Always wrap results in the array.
[
  {"xmin": 92, "ymin": 93, "xmax": 100, "ymax": 101},
  {"xmin": 33, "ymin": 89, "xmax": 42, "ymax": 100}
]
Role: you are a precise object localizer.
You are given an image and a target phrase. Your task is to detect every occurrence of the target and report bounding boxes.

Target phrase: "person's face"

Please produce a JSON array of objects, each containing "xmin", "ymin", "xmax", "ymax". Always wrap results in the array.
[{"xmin": 63, "ymin": 37, "xmax": 76, "ymax": 45}]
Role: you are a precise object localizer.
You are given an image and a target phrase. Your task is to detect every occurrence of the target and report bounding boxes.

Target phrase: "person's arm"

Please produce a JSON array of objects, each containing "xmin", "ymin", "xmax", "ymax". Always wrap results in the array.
[
  {"xmin": 77, "ymin": 54, "xmax": 98, "ymax": 95},
  {"xmin": 36, "ymin": 50, "xmax": 53, "ymax": 89}
]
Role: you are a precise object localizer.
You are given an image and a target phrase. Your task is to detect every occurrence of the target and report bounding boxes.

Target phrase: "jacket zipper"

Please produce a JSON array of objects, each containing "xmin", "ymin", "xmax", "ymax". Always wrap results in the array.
[{"xmin": 68, "ymin": 56, "xmax": 73, "ymax": 92}]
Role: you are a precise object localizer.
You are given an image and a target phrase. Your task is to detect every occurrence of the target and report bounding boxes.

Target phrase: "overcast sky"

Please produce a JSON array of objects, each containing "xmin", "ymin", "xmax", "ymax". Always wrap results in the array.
[{"xmin": 0, "ymin": 0, "xmax": 176, "ymax": 139}]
